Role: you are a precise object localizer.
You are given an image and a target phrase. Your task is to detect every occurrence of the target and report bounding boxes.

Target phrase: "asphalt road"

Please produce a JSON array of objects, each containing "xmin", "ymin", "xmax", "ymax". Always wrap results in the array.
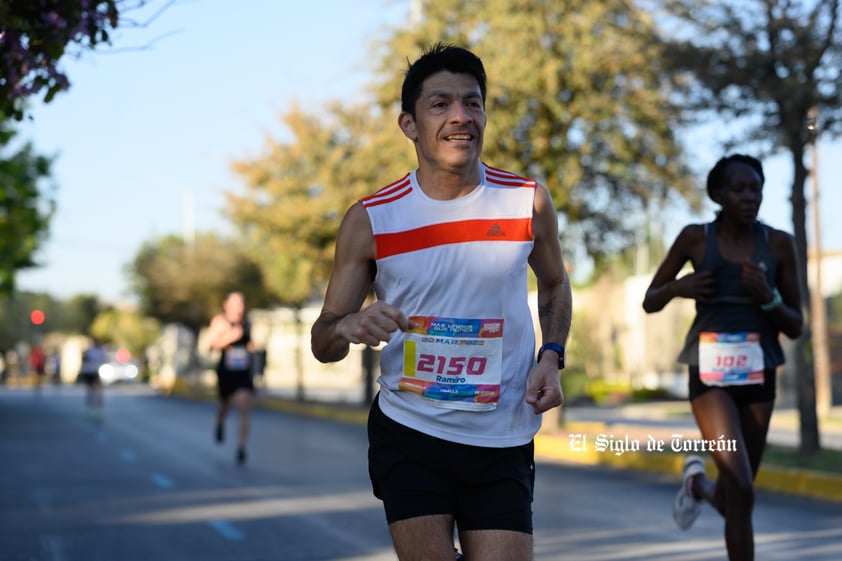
[{"xmin": 1, "ymin": 385, "xmax": 840, "ymax": 561}]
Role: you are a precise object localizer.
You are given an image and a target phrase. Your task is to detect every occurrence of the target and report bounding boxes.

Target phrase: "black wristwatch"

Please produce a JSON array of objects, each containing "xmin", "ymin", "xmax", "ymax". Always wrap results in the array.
[{"xmin": 537, "ymin": 342, "xmax": 565, "ymax": 370}]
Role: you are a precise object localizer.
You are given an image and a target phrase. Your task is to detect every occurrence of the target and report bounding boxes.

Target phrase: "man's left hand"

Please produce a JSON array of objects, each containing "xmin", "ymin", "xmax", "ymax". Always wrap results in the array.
[{"xmin": 525, "ymin": 362, "xmax": 563, "ymax": 414}]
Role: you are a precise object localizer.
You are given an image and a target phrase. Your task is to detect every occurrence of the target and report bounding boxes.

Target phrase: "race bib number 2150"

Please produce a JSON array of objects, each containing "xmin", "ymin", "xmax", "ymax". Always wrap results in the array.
[{"xmin": 400, "ymin": 316, "xmax": 503, "ymax": 411}]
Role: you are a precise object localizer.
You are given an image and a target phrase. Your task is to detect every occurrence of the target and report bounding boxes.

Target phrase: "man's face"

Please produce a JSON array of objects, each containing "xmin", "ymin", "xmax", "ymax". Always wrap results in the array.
[{"xmin": 399, "ymin": 70, "xmax": 486, "ymax": 171}]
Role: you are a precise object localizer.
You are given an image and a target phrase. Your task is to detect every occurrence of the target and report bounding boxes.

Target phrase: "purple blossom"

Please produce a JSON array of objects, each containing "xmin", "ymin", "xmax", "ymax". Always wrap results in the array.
[
  {"xmin": 41, "ymin": 12, "xmax": 68, "ymax": 30},
  {"xmin": 1, "ymin": 1, "xmax": 122, "ymax": 117}
]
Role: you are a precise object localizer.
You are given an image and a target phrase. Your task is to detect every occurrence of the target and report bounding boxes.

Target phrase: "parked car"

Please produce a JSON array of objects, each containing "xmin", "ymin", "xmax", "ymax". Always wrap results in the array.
[
  {"xmin": 98, "ymin": 356, "xmax": 141, "ymax": 385},
  {"xmin": 76, "ymin": 347, "xmax": 141, "ymax": 386}
]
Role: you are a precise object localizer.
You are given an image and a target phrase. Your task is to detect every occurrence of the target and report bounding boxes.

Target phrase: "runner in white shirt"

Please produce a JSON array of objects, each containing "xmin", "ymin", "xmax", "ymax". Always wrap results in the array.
[
  {"xmin": 78, "ymin": 339, "xmax": 107, "ymax": 419},
  {"xmin": 311, "ymin": 43, "xmax": 572, "ymax": 561}
]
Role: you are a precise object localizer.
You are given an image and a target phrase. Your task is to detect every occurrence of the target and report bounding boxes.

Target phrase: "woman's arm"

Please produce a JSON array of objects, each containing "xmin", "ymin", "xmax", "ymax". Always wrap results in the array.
[
  {"xmin": 642, "ymin": 225, "xmax": 713, "ymax": 313},
  {"xmin": 766, "ymin": 230, "xmax": 804, "ymax": 339}
]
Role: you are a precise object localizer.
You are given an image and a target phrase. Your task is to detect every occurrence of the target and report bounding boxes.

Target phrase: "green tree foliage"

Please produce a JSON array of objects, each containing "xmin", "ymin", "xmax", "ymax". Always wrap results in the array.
[
  {"xmin": 228, "ymin": 0, "xmax": 699, "ymax": 298},
  {"xmin": 377, "ymin": 0, "xmax": 699, "ymax": 263},
  {"xmin": 228, "ymin": 102, "xmax": 414, "ymax": 305},
  {"xmin": 90, "ymin": 307, "xmax": 160, "ymax": 359},
  {"xmin": 1, "ymin": 1, "xmax": 169, "ymax": 296},
  {"xmin": 651, "ymin": 0, "xmax": 842, "ymax": 454},
  {"xmin": 60, "ymin": 293, "xmax": 102, "ymax": 335},
  {"xmin": 0, "ymin": 121, "xmax": 54, "ymax": 295},
  {"xmin": 0, "ymin": 292, "xmax": 100, "ymax": 350},
  {"xmin": 0, "ymin": 295, "xmax": 33, "ymax": 351},
  {"xmin": 831, "ymin": 291, "xmax": 842, "ymax": 333},
  {"xmin": 126, "ymin": 233, "xmax": 272, "ymax": 334}
]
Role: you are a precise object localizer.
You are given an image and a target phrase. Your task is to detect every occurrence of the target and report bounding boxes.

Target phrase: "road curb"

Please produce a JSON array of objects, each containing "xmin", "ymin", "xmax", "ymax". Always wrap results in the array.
[
  {"xmin": 168, "ymin": 383, "xmax": 842, "ymax": 503},
  {"xmin": 533, "ymin": 429, "xmax": 842, "ymax": 504}
]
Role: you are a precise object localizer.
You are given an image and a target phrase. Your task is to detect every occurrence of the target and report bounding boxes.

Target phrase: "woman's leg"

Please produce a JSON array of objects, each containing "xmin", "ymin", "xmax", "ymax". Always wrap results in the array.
[
  {"xmin": 690, "ymin": 389, "xmax": 767, "ymax": 561},
  {"xmin": 740, "ymin": 401, "xmax": 774, "ymax": 477},
  {"xmin": 215, "ymin": 396, "xmax": 230, "ymax": 442}
]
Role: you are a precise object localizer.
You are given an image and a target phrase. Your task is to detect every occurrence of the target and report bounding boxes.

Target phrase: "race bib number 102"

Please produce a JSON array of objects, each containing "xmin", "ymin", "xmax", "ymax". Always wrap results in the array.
[
  {"xmin": 698, "ymin": 331, "xmax": 764, "ymax": 386},
  {"xmin": 400, "ymin": 316, "xmax": 503, "ymax": 411}
]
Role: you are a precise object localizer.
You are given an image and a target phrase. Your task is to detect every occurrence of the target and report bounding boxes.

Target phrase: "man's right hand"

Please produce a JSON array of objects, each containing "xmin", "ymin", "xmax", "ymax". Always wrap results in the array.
[{"xmin": 340, "ymin": 301, "xmax": 413, "ymax": 347}]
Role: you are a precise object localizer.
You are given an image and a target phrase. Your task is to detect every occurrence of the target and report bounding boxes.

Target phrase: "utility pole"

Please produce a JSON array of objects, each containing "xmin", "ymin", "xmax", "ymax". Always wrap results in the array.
[
  {"xmin": 183, "ymin": 190, "xmax": 196, "ymax": 248},
  {"xmin": 807, "ymin": 106, "xmax": 832, "ymax": 416}
]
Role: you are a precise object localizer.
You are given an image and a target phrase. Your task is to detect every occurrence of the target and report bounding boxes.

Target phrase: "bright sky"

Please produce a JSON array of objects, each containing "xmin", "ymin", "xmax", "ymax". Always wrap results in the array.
[{"xmin": 14, "ymin": 0, "xmax": 842, "ymax": 303}]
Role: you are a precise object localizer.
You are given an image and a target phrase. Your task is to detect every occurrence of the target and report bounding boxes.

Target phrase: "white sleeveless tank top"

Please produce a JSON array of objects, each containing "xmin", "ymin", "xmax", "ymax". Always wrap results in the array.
[{"xmin": 361, "ymin": 163, "xmax": 540, "ymax": 447}]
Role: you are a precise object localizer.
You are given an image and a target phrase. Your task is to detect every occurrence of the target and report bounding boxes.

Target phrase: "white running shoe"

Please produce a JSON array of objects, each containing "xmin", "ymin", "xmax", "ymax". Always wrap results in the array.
[{"xmin": 673, "ymin": 454, "xmax": 705, "ymax": 530}]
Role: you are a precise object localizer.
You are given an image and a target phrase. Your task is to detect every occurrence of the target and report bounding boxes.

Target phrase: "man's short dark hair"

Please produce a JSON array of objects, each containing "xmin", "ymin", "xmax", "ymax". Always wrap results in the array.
[
  {"xmin": 401, "ymin": 42, "xmax": 487, "ymax": 118},
  {"xmin": 706, "ymin": 154, "xmax": 765, "ymax": 200}
]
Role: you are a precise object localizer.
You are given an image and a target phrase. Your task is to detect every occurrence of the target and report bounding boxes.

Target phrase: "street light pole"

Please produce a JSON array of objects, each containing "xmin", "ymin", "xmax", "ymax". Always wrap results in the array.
[{"xmin": 807, "ymin": 106, "xmax": 832, "ymax": 416}]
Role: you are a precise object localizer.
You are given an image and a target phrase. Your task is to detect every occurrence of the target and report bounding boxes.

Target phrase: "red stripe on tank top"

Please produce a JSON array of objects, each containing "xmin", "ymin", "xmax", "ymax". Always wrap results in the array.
[
  {"xmin": 361, "ymin": 175, "xmax": 412, "ymax": 207},
  {"xmin": 484, "ymin": 164, "xmax": 536, "ymax": 188},
  {"xmin": 374, "ymin": 217, "xmax": 532, "ymax": 259}
]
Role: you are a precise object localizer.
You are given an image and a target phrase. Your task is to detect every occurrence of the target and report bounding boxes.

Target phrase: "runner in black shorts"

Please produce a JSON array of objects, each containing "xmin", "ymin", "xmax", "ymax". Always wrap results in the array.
[
  {"xmin": 78, "ymin": 339, "xmax": 107, "ymax": 419},
  {"xmin": 643, "ymin": 154, "xmax": 803, "ymax": 561},
  {"xmin": 207, "ymin": 291, "xmax": 256, "ymax": 465},
  {"xmin": 311, "ymin": 44, "xmax": 572, "ymax": 561},
  {"xmin": 217, "ymin": 369, "xmax": 254, "ymax": 402},
  {"xmin": 368, "ymin": 394, "xmax": 535, "ymax": 533}
]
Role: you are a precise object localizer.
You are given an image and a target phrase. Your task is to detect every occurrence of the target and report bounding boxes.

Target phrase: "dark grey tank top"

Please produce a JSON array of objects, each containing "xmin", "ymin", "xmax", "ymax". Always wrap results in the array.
[{"xmin": 677, "ymin": 221, "xmax": 784, "ymax": 368}]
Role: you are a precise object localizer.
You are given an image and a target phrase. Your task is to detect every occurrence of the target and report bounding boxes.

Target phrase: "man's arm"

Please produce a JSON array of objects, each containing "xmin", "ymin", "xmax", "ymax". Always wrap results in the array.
[
  {"xmin": 311, "ymin": 202, "xmax": 411, "ymax": 363},
  {"xmin": 525, "ymin": 184, "xmax": 571, "ymax": 413}
]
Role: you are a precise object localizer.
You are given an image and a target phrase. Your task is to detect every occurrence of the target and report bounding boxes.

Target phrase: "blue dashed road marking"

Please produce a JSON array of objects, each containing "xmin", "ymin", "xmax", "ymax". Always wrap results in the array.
[
  {"xmin": 208, "ymin": 519, "xmax": 246, "ymax": 540},
  {"xmin": 119, "ymin": 449, "xmax": 137, "ymax": 463},
  {"xmin": 150, "ymin": 473, "xmax": 175, "ymax": 489}
]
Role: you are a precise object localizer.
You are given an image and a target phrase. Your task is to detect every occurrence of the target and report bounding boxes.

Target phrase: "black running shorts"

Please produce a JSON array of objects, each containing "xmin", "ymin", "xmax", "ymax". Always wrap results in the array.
[
  {"xmin": 688, "ymin": 365, "xmax": 776, "ymax": 406},
  {"xmin": 216, "ymin": 370, "xmax": 254, "ymax": 401},
  {"xmin": 78, "ymin": 372, "xmax": 101, "ymax": 386},
  {"xmin": 367, "ymin": 394, "xmax": 535, "ymax": 533}
]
